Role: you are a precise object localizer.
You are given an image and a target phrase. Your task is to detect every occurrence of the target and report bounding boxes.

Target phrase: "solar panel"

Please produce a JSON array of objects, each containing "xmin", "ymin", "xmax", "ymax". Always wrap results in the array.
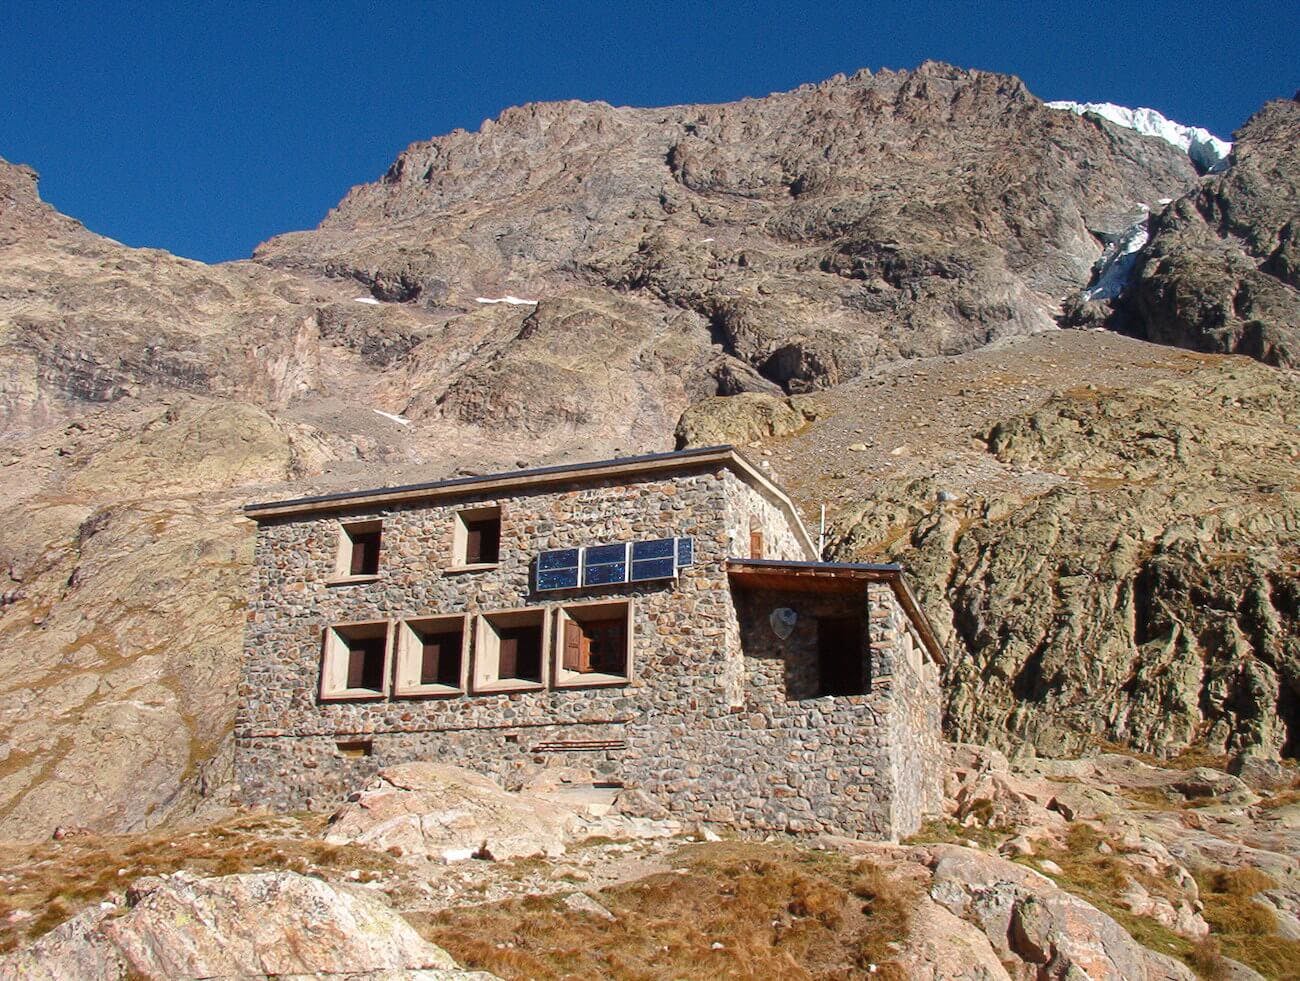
[
  {"xmin": 630, "ymin": 538, "xmax": 677, "ymax": 582},
  {"xmin": 582, "ymin": 542, "xmax": 628, "ymax": 586},
  {"xmin": 676, "ymin": 537, "xmax": 694, "ymax": 567},
  {"xmin": 536, "ymin": 548, "xmax": 580, "ymax": 591},
  {"xmin": 538, "ymin": 548, "xmax": 580, "ymax": 571}
]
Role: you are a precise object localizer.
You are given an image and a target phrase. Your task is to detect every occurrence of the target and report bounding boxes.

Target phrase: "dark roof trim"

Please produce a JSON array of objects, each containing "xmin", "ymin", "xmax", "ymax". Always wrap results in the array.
[
  {"xmin": 243, "ymin": 447, "xmax": 817, "ymax": 558},
  {"xmin": 726, "ymin": 559, "xmax": 947, "ymax": 667},
  {"xmin": 245, "ymin": 445, "xmax": 733, "ymax": 515},
  {"xmin": 726, "ymin": 558, "xmax": 904, "ymax": 574}
]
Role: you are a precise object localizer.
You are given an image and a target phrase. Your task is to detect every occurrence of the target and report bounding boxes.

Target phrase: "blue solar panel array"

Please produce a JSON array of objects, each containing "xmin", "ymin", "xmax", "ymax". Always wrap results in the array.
[
  {"xmin": 535, "ymin": 547, "xmax": 580, "ymax": 591},
  {"xmin": 536, "ymin": 537, "xmax": 695, "ymax": 591}
]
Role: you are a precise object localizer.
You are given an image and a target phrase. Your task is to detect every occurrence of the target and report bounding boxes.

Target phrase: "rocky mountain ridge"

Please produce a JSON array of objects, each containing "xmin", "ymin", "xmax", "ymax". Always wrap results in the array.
[{"xmin": 0, "ymin": 62, "xmax": 1296, "ymax": 842}]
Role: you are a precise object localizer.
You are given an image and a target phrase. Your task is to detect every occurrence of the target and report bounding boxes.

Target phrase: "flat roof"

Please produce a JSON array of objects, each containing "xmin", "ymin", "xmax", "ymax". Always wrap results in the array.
[
  {"xmin": 244, "ymin": 445, "xmax": 819, "ymax": 559},
  {"xmin": 726, "ymin": 559, "xmax": 947, "ymax": 667}
]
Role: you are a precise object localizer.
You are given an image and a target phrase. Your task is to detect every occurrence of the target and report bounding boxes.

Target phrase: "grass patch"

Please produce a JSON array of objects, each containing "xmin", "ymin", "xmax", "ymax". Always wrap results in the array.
[
  {"xmin": 1193, "ymin": 866, "xmax": 1300, "ymax": 979},
  {"xmin": 904, "ymin": 818, "xmax": 1005, "ymax": 851},
  {"xmin": 412, "ymin": 840, "xmax": 922, "ymax": 981},
  {"xmin": 1029, "ymin": 825, "xmax": 1220, "ymax": 974},
  {"xmin": 0, "ymin": 813, "xmax": 394, "ymax": 953}
]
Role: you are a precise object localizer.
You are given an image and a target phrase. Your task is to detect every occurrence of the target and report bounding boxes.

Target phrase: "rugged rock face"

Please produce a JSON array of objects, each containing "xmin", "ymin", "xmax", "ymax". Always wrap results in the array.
[
  {"xmin": 0, "ymin": 65, "xmax": 1295, "ymax": 839},
  {"xmin": 1119, "ymin": 93, "xmax": 1300, "ymax": 365},
  {"xmin": 256, "ymin": 62, "xmax": 1196, "ymax": 403},
  {"xmin": 828, "ymin": 357, "xmax": 1300, "ymax": 759}
]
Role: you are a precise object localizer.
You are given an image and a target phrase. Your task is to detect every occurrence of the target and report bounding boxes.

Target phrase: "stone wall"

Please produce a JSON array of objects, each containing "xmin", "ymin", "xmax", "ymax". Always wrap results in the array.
[
  {"xmin": 719, "ymin": 583, "xmax": 942, "ymax": 839},
  {"xmin": 236, "ymin": 467, "xmax": 742, "ymax": 808},
  {"xmin": 721, "ymin": 471, "xmax": 815, "ymax": 563},
  {"xmin": 235, "ymin": 460, "xmax": 941, "ymax": 839},
  {"xmin": 869, "ymin": 581, "xmax": 946, "ymax": 836}
]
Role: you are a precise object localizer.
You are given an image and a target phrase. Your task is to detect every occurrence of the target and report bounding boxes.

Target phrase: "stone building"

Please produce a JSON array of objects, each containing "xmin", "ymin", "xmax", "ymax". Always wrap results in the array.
[{"xmin": 235, "ymin": 446, "xmax": 946, "ymax": 840}]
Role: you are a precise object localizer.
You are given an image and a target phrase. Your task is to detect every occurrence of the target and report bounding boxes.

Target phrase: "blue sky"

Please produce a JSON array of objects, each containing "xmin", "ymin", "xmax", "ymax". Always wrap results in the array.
[{"xmin": 3, "ymin": 1, "xmax": 1296, "ymax": 263}]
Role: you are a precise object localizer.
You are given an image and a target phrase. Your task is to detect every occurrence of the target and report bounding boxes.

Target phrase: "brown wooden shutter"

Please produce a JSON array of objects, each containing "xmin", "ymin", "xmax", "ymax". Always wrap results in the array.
[
  {"xmin": 465, "ymin": 526, "xmax": 482, "ymax": 564},
  {"xmin": 350, "ymin": 537, "xmax": 369, "ymax": 575},
  {"xmin": 347, "ymin": 645, "xmax": 366, "ymax": 689},
  {"xmin": 750, "ymin": 527, "xmax": 765, "ymax": 559},
  {"xmin": 563, "ymin": 619, "xmax": 585, "ymax": 672},
  {"xmin": 498, "ymin": 632, "xmax": 518, "ymax": 678},
  {"xmin": 421, "ymin": 638, "xmax": 440, "ymax": 686}
]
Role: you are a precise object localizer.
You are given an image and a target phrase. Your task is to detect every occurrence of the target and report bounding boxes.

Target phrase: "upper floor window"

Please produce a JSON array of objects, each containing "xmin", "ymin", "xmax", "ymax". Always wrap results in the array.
[
  {"xmin": 334, "ymin": 519, "xmax": 382, "ymax": 580},
  {"xmin": 454, "ymin": 506, "xmax": 501, "ymax": 567}
]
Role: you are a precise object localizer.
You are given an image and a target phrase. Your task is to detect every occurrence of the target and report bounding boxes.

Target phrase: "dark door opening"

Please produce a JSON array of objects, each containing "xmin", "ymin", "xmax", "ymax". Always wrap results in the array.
[{"xmin": 817, "ymin": 616, "xmax": 865, "ymax": 696}]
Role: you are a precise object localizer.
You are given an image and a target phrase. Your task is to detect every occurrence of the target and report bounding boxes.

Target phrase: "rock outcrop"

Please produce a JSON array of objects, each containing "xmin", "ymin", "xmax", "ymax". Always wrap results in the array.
[
  {"xmin": 830, "ymin": 355, "xmax": 1300, "ymax": 759},
  {"xmin": 325, "ymin": 763, "xmax": 579, "ymax": 862},
  {"xmin": 1119, "ymin": 93, "xmax": 1300, "ymax": 365},
  {"xmin": 0, "ymin": 870, "xmax": 494, "ymax": 980}
]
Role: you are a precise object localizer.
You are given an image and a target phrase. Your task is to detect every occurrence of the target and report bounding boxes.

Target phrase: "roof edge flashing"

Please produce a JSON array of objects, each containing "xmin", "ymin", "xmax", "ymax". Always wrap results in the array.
[{"xmin": 243, "ymin": 445, "xmax": 739, "ymax": 519}]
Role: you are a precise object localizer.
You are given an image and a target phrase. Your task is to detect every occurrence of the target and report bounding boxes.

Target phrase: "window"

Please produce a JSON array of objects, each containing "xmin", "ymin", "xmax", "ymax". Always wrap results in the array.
[
  {"xmin": 394, "ymin": 614, "xmax": 468, "ymax": 696},
  {"xmin": 335, "ymin": 740, "xmax": 373, "ymax": 758},
  {"xmin": 749, "ymin": 517, "xmax": 765, "ymax": 559},
  {"xmin": 554, "ymin": 600, "xmax": 633, "ymax": 687},
  {"xmin": 816, "ymin": 616, "xmax": 866, "ymax": 696},
  {"xmin": 332, "ymin": 519, "xmax": 382, "ymax": 581},
  {"xmin": 454, "ymin": 506, "xmax": 501, "ymax": 567},
  {"xmin": 473, "ymin": 608, "xmax": 547, "ymax": 691},
  {"xmin": 320, "ymin": 621, "xmax": 392, "ymax": 700}
]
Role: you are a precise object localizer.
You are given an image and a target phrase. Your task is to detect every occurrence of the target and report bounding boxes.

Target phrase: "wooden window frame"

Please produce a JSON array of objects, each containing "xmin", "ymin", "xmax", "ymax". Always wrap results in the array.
[
  {"xmin": 553, "ymin": 599, "xmax": 634, "ymax": 689},
  {"xmin": 319, "ymin": 619, "xmax": 393, "ymax": 701},
  {"xmin": 450, "ymin": 505, "xmax": 502, "ymax": 571},
  {"xmin": 394, "ymin": 613, "xmax": 470, "ymax": 697},
  {"xmin": 327, "ymin": 518, "xmax": 384, "ymax": 585},
  {"xmin": 471, "ymin": 606, "xmax": 549, "ymax": 693}
]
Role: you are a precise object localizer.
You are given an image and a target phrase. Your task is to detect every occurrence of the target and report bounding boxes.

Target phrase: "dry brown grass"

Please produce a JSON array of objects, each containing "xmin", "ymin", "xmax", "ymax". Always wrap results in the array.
[
  {"xmin": 411, "ymin": 841, "xmax": 922, "ymax": 981},
  {"xmin": 1026, "ymin": 825, "xmax": 1220, "ymax": 975},
  {"xmin": 904, "ymin": 817, "xmax": 1006, "ymax": 850},
  {"xmin": 1193, "ymin": 866, "xmax": 1300, "ymax": 979},
  {"xmin": 1089, "ymin": 738, "xmax": 1230, "ymax": 773},
  {"xmin": 0, "ymin": 812, "xmax": 394, "ymax": 954},
  {"xmin": 1029, "ymin": 825, "xmax": 1300, "ymax": 979}
]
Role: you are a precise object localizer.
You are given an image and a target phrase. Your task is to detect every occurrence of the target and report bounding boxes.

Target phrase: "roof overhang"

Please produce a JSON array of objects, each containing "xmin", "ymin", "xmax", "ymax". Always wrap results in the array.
[
  {"xmin": 726, "ymin": 559, "xmax": 947, "ymax": 667},
  {"xmin": 243, "ymin": 446, "xmax": 817, "ymax": 559}
]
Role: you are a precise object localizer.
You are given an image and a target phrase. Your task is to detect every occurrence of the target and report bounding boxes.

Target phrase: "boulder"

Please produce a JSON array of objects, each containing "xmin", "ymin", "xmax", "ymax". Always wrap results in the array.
[
  {"xmin": 0, "ymin": 870, "xmax": 495, "ymax": 980},
  {"xmin": 325, "ymin": 762, "xmax": 578, "ymax": 862},
  {"xmin": 674, "ymin": 392, "xmax": 810, "ymax": 448},
  {"xmin": 892, "ymin": 897, "xmax": 1013, "ymax": 980},
  {"xmin": 1228, "ymin": 754, "xmax": 1297, "ymax": 793},
  {"xmin": 926, "ymin": 844, "xmax": 1196, "ymax": 980}
]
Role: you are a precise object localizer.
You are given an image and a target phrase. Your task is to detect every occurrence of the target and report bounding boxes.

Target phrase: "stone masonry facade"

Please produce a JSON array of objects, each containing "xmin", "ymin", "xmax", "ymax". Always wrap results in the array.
[{"xmin": 235, "ymin": 449, "xmax": 945, "ymax": 840}]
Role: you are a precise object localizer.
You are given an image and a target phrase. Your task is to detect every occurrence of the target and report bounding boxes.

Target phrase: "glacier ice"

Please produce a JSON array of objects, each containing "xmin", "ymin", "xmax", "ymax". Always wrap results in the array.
[
  {"xmin": 1083, "ymin": 217, "xmax": 1150, "ymax": 302},
  {"xmin": 1046, "ymin": 100, "xmax": 1231, "ymax": 172}
]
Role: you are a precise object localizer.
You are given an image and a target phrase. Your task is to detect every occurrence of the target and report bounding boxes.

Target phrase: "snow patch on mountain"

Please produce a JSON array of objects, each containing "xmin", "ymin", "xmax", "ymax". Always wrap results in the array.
[
  {"xmin": 475, "ymin": 295, "xmax": 537, "ymax": 306},
  {"xmin": 1046, "ymin": 101, "xmax": 1231, "ymax": 172}
]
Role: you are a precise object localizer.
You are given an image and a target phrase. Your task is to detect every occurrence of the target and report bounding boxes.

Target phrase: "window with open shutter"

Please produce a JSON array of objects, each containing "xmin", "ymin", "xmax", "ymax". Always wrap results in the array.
[
  {"xmin": 563, "ymin": 619, "xmax": 587, "ymax": 672},
  {"xmin": 554, "ymin": 600, "xmax": 632, "ymax": 687}
]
